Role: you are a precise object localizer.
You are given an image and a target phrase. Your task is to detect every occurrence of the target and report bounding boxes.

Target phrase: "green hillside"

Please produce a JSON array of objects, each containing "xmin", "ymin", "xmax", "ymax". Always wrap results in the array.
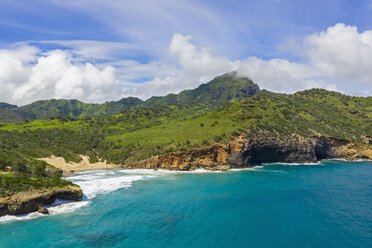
[
  {"xmin": 104, "ymin": 89, "xmax": 372, "ymax": 162},
  {"xmin": 0, "ymin": 72, "xmax": 260, "ymax": 123}
]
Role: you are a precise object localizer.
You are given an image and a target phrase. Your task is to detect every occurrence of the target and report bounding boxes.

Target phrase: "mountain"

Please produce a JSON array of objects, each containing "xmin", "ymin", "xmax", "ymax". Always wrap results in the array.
[
  {"xmin": 144, "ymin": 71, "xmax": 259, "ymax": 106},
  {"xmin": 0, "ymin": 72, "xmax": 260, "ymax": 123}
]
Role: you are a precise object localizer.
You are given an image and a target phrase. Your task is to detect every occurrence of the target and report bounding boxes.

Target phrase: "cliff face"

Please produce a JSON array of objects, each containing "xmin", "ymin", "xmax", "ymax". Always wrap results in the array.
[
  {"xmin": 0, "ymin": 185, "xmax": 82, "ymax": 217},
  {"xmin": 227, "ymin": 135, "xmax": 372, "ymax": 167},
  {"xmin": 128, "ymin": 135, "xmax": 372, "ymax": 170},
  {"xmin": 127, "ymin": 143, "xmax": 240, "ymax": 171}
]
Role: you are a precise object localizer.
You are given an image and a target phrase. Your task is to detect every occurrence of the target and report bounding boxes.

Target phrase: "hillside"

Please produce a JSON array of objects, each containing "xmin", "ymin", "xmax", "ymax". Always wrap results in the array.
[
  {"xmin": 0, "ymin": 72, "xmax": 260, "ymax": 123},
  {"xmin": 0, "ymin": 103, "xmax": 24, "ymax": 123},
  {"xmin": 0, "ymin": 87, "xmax": 371, "ymax": 169}
]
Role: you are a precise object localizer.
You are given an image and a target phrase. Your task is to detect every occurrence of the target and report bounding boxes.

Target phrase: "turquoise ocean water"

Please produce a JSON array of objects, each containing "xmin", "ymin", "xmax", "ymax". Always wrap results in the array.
[{"xmin": 1, "ymin": 160, "xmax": 372, "ymax": 248}]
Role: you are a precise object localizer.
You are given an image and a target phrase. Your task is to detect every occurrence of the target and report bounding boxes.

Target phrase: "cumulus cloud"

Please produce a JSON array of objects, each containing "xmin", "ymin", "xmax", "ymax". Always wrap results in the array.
[
  {"xmin": 169, "ymin": 33, "xmax": 231, "ymax": 75},
  {"xmin": 0, "ymin": 47, "xmax": 117, "ymax": 105},
  {"xmin": 1, "ymin": 23, "xmax": 372, "ymax": 106},
  {"xmin": 305, "ymin": 23, "xmax": 372, "ymax": 84}
]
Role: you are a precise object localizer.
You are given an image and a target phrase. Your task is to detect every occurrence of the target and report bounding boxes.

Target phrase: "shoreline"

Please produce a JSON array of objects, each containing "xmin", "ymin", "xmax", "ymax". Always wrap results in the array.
[
  {"xmin": 40, "ymin": 154, "xmax": 372, "ymax": 177},
  {"xmin": 63, "ymin": 158, "xmax": 372, "ymax": 178}
]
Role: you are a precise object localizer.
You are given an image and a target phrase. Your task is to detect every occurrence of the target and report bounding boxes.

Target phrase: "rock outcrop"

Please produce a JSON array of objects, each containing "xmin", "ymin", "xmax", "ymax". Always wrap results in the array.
[
  {"xmin": 38, "ymin": 205, "xmax": 49, "ymax": 215},
  {"xmin": 128, "ymin": 135, "xmax": 372, "ymax": 170},
  {"xmin": 228, "ymin": 135, "xmax": 372, "ymax": 167},
  {"xmin": 0, "ymin": 185, "xmax": 82, "ymax": 217},
  {"xmin": 128, "ymin": 143, "xmax": 239, "ymax": 171}
]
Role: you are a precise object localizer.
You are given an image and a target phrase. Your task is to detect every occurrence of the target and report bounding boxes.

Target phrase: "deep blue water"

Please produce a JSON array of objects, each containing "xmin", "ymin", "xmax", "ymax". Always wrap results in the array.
[{"xmin": 1, "ymin": 160, "xmax": 372, "ymax": 248}]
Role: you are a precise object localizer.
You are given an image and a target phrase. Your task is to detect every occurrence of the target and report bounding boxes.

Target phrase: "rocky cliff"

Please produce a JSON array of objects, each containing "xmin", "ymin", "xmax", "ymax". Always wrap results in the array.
[
  {"xmin": 227, "ymin": 135, "xmax": 372, "ymax": 167},
  {"xmin": 127, "ymin": 135, "xmax": 372, "ymax": 170},
  {"xmin": 0, "ymin": 185, "xmax": 82, "ymax": 217},
  {"xmin": 128, "ymin": 144, "xmax": 237, "ymax": 171}
]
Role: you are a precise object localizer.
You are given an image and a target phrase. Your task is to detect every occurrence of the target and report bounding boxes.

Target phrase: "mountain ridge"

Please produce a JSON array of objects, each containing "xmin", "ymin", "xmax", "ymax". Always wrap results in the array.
[{"xmin": 0, "ymin": 72, "xmax": 260, "ymax": 123}]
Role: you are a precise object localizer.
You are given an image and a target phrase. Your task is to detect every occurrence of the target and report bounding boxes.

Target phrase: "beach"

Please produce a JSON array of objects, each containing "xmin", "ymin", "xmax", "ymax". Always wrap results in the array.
[{"xmin": 39, "ymin": 155, "xmax": 122, "ymax": 175}]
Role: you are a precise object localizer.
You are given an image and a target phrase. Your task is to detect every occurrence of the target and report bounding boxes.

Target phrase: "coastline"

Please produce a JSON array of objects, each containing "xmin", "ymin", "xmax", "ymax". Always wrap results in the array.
[
  {"xmin": 1, "ymin": 158, "xmax": 372, "ymax": 222},
  {"xmin": 40, "ymin": 153, "xmax": 372, "ymax": 176},
  {"xmin": 4, "ymin": 132, "xmax": 372, "ymax": 220}
]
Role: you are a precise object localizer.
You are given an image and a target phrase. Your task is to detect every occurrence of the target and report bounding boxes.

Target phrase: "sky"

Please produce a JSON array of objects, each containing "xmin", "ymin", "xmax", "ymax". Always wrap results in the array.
[{"xmin": 0, "ymin": 0, "xmax": 372, "ymax": 105}]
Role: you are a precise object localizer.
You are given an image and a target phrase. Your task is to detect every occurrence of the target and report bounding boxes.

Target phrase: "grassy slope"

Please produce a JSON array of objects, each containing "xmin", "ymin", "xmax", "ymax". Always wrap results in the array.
[
  {"xmin": 2, "ymin": 88, "xmax": 369, "ymax": 163},
  {"xmin": 105, "ymin": 89, "xmax": 372, "ymax": 161},
  {"xmin": 106, "ymin": 111, "xmax": 242, "ymax": 161}
]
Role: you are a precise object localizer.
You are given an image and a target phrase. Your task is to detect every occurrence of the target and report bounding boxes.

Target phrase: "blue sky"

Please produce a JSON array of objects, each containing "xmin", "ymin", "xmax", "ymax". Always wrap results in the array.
[{"xmin": 0, "ymin": 0, "xmax": 372, "ymax": 105}]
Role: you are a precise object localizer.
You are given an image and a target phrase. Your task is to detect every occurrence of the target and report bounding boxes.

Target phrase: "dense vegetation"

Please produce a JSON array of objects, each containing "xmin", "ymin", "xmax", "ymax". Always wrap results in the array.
[
  {"xmin": 0, "ymin": 73, "xmax": 371, "ymax": 196},
  {"xmin": 0, "ymin": 149, "xmax": 72, "ymax": 197}
]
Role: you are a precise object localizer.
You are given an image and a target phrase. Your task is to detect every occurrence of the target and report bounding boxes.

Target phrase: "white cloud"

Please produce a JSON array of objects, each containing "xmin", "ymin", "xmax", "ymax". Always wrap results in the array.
[
  {"xmin": 169, "ymin": 33, "xmax": 230, "ymax": 75},
  {"xmin": 1, "ymin": 23, "xmax": 372, "ymax": 106},
  {"xmin": 305, "ymin": 23, "xmax": 372, "ymax": 84},
  {"xmin": 0, "ymin": 48, "xmax": 117, "ymax": 105},
  {"xmin": 121, "ymin": 33, "xmax": 335, "ymax": 99}
]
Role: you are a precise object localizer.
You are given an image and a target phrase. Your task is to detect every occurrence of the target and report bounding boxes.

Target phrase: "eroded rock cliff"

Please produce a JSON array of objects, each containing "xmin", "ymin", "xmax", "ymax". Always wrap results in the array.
[
  {"xmin": 127, "ymin": 134, "xmax": 372, "ymax": 170},
  {"xmin": 0, "ymin": 185, "xmax": 83, "ymax": 217}
]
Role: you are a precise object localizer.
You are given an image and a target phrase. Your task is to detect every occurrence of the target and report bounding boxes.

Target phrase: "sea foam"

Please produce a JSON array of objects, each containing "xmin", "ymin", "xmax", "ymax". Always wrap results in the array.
[{"xmin": 0, "ymin": 169, "xmax": 147, "ymax": 223}]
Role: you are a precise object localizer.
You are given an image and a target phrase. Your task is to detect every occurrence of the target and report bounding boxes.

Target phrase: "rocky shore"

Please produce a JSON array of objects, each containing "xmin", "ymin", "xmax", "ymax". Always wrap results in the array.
[
  {"xmin": 0, "ymin": 185, "xmax": 82, "ymax": 217},
  {"xmin": 2, "ymin": 134, "xmax": 370, "ymax": 218},
  {"xmin": 126, "ymin": 135, "xmax": 372, "ymax": 170}
]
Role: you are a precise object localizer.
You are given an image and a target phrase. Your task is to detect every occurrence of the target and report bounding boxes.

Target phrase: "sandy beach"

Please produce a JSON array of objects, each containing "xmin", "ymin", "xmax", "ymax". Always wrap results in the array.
[{"xmin": 39, "ymin": 155, "xmax": 122, "ymax": 175}]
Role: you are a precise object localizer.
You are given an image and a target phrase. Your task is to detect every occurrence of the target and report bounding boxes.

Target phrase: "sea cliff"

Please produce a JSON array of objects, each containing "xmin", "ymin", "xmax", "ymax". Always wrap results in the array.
[
  {"xmin": 0, "ymin": 185, "xmax": 82, "ymax": 217},
  {"xmin": 126, "ymin": 135, "xmax": 372, "ymax": 170}
]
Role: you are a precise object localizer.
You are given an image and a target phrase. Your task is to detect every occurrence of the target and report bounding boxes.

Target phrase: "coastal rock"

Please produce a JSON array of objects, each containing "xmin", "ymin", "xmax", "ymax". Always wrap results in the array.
[
  {"xmin": 227, "ymin": 135, "xmax": 317, "ymax": 167},
  {"xmin": 228, "ymin": 135, "xmax": 372, "ymax": 167},
  {"xmin": 38, "ymin": 205, "xmax": 49, "ymax": 214},
  {"xmin": 127, "ymin": 134, "xmax": 372, "ymax": 170},
  {"xmin": 0, "ymin": 185, "xmax": 82, "ymax": 217},
  {"xmin": 128, "ymin": 144, "xmax": 235, "ymax": 170},
  {"xmin": 217, "ymin": 165, "xmax": 231, "ymax": 171}
]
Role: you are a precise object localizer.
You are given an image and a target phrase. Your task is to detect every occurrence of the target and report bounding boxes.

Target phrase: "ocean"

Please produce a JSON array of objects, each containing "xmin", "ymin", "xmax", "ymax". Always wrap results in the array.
[{"xmin": 1, "ymin": 160, "xmax": 372, "ymax": 248}]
